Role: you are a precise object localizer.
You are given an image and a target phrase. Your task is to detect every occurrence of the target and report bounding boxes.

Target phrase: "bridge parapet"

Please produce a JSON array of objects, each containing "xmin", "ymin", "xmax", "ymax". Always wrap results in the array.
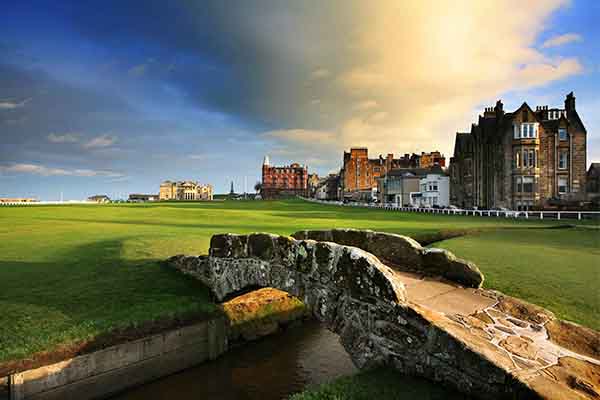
[{"xmin": 292, "ymin": 229, "xmax": 484, "ymax": 288}]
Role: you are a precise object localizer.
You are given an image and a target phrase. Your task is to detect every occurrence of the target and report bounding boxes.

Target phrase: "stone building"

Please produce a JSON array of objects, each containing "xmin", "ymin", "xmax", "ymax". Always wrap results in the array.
[
  {"xmin": 159, "ymin": 181, "xmax": 213, "ymax": 201},
  {"xmin": 587, "ymin": 163, "xmax": 600, "ymax": 203},
  {"xmin": 315, "ymin": 173, "xmax": 341, "ymax": 201},
  {"xmin": 261, "ymin": 156, "xmax": 308, "ymax": 199},
  {"xmin": 449, "ymin": 93, "xmax": 587, "ymax": 210}
]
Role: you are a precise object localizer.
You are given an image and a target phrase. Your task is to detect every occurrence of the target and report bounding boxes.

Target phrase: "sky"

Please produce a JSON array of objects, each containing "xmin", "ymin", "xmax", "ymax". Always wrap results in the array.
[{"xmin": 1, "ymin": 0, "xmax": 599, "ymax": 199}]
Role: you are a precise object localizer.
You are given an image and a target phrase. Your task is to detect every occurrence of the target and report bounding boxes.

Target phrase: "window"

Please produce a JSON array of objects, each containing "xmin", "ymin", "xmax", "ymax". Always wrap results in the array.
[
  {"xmin": 522, "ymin": 177, "xmax": 534, "ymax": 193},
  {"xmin": 529, "ymin": 150, "xmax": 535, "ymax": 168},
  {"xmin": 373, "ymin": 167, "xmax": 381, "ymax": 173},
  {"xmin": 515, "ymin": 176, "xmax": 522, "ymax": 193},
  {"xmin": 559, "ymin": 128, "xmax": 567, "ymax": 141},
  {"xmin": 517, "ymin": 123, "xmax": 538, "ymax": 139},
  {"xmin": 522, "ymin": 150, "xmax": 528, "ymax": 167},
  {"xmin": 558, "ymin": 177, "xmax": 568, "ymax": 194},
  {"xmin": 559, "ymin": 152, "xmax": 568, "ymax": 170},
  {"xmin": 515, "ymin": 150, "xmax": 520, "ymax": 168}
]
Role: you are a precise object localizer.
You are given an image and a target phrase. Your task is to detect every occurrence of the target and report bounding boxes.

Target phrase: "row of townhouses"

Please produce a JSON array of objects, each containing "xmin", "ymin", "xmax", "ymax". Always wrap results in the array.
[{"xmin": 259, "ymin": 92, "xmax": 597, "ymax": 210}]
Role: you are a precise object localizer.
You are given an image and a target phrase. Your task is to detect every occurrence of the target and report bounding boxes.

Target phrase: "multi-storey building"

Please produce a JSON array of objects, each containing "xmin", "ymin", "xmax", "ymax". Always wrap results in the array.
[
  {"xmin": 261, "ymin": 156, "xmax": 308, "ymax": 199},
  {"xmin": 159, "ymin": 180, "xmax": 213, "ymax": 201},
  {"xmin": 449, "ymin": 92, "xmax": 587, "ymax": 210},
  {"xmin": 419, "ymin": 151, "xmax": 446, "ymax": 168},
  {"xmin": 341, "ymin": 148, "xmax": 406, "ymax": 199}
]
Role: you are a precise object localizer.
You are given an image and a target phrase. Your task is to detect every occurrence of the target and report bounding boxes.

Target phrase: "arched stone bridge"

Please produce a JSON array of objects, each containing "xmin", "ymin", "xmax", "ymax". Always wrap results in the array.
[{"xmin": 167, "ymin": 230, "xmax": 600, "ymax": 400}]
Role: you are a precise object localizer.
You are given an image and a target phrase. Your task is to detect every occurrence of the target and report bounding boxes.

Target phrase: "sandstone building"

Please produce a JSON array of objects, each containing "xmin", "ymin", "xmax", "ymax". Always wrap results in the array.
[
  {"xmin": 159, "ymin": 181, "xmax": 213, "ymax": 201},
  {"xmin": 587, "ymin": 163, "xmax": 600, "ymax": 203},
  {"xmin": 449, "ymin": 93, "xmax": 587, "ymax": 210},
  {"xmin": 261, "ymin": 156, "xmax": 308, "ymax": 199}
]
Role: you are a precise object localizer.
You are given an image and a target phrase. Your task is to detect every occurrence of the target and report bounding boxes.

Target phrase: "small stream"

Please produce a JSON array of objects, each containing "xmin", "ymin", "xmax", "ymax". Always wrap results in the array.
[
  {"xmin": 111, "ymin": 320, "xmax": 356, "ymax": 400},
  {"xmin": 111, "ymin": 321, "xmax": 463, "ymax": 400}
]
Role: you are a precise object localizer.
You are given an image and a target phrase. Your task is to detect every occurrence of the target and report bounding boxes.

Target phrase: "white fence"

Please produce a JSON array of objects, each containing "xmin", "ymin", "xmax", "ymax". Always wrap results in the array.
[
  {"xmin": 301, "ymin": 197, "xmax": 600, "ymax": 221},
  {"xmin": 0, "ymin": 201, "xmax": 93, "ymax": 206}
]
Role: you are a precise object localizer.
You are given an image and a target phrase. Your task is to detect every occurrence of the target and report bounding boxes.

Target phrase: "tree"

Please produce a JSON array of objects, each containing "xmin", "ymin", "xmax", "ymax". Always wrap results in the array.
[{"xmin": 254, "ymin": 182, "xmax": 262, "ymax": 193}]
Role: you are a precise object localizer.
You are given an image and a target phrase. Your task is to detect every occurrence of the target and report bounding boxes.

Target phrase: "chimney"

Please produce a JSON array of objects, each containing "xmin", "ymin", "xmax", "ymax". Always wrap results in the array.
[{"xmin": 565, "ymin": 92, "xmax": 576, "ymax": 114}]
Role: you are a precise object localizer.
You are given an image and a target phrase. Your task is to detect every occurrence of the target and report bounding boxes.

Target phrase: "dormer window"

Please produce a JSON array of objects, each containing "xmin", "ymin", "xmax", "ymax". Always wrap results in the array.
[{"xmin": 559, "ymin": 128, "xmax": 567, "ymax": 141}]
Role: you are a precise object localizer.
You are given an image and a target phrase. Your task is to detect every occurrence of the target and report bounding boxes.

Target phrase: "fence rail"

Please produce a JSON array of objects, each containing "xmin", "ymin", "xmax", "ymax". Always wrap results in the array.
[
  {"xmin": 0, "ymin": 201, "xmax": 93, "ymax": 206},
  {"xmin": 301, "ymin": 197, "xmax": 600, "ymax": 221}
]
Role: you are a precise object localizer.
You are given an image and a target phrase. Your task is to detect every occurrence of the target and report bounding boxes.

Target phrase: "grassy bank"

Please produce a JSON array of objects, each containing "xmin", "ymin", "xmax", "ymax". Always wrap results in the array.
[
  {"xmin": 289, "ymin": 368, "xmax": 469, "ymax": 400},
  {"xmin": 0, "ymin": 199, "xmax": 597, "ymax": 365}
]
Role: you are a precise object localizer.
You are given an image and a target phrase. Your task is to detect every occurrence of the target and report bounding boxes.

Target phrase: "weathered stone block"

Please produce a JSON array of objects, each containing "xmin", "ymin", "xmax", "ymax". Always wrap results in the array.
[
  {"xmin": 247, "ymin": 233, "xmax": 275, "ymax": 261},
  {"xmin": 331, "ymin": 228, "xmax": 369, "ymax": 249},
  {"xmin": 423, "ymin": 248, "xmax": 484, "ymax": 288},
  {"xmin": 367, "ymin": 232, "xmax": 423, "ymax": 269}
]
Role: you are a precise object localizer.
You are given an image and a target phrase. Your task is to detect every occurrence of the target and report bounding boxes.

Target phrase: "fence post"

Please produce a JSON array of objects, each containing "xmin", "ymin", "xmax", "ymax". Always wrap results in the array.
[
  {"xmin": 540, "ymin": 212, "xmax": 543, "ymax": 220},
  {"xmin": 578, "ymin": 212, "xmax": 581, "ymax": 220},
  {"xmin": 558, "ymin": 212, "xmax": 561, "ymax": 220}
]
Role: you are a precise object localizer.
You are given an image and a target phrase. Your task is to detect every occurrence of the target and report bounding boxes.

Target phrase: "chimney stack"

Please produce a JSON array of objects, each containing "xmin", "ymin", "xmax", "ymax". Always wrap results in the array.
[{"xmin": 565, "ymin": 92, "xmax": 576, "ymax": 114}]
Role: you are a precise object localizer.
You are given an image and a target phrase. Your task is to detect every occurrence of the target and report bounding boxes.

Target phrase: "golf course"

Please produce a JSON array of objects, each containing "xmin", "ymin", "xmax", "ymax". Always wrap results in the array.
[{"xmin": 1, "ymin": 199, "xmax": 598, "ymax": 371}]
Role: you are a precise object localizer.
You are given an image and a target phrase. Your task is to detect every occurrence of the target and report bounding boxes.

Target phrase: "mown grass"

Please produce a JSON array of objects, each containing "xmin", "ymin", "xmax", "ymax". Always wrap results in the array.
[
  {"xmin": 289, "ymin": 368, "xmax": 469, "ymax": 400},
  {"xmin": 0, "ymin": 199, "xmax": 597, "ymax": 365}
]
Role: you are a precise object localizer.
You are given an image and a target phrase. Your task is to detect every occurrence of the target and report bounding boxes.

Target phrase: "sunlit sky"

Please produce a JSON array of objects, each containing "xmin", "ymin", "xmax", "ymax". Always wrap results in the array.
[{"xmin": 1, "ymin": 0, "xmax": 599, "ymax": 199}]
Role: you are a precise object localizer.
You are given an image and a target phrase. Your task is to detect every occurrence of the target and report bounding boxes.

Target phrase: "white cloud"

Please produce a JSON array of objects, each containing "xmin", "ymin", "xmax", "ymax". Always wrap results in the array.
[
  {"xmin": 311, "ymin": 68, "xmax": 330, "ymax": 79},
  {"xmin": 353, "ymin": 100, "xmax": 378, "ymax": 111},
  {"xmin": 0, "ymin": 98, "xmax": 31, "ymax": 110},
  {"xmin": 83, "ymin": 134, "xmax": 117, "ymax": 149},
  {"xmin": 48, "ymin": 133, "xmax": 79, "ymax": 143},
  {"xmin": 128, "ymin": 64, "xmax": 147, "ymax": 77},
  {"xmin": 542, "ymin": 33, "xmax": 582, "ymax": 48},
  {"xmin": 0, "ymin": 163, "xmax": 124, "ymax": 178},
  {"xmin": 255, "ymin": 0, "xmax": 582, "ymax": 161}
]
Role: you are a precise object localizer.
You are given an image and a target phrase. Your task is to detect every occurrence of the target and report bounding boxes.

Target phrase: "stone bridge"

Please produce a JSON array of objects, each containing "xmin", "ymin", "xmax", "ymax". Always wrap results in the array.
[{"xmin": 167, "ymin": 229, "xmax": 600, "ymax": 400}]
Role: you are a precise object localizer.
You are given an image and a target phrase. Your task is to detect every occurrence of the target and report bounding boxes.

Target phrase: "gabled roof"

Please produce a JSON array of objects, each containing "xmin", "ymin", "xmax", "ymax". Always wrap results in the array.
[{"xmin": 588, "ymin": 163, "xmax": 600, "ymax": 178}]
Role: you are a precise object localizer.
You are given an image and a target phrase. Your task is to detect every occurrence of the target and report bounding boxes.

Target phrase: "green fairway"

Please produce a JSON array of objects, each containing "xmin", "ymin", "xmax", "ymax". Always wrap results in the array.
[{"xmin": 0, "ymin": 200, "xmax": 598, "ymax": 365}]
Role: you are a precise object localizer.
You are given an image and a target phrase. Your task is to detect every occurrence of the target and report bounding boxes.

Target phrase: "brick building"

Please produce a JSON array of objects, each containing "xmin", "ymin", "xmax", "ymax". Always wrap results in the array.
[
  {"xmin": 159, "ymin": 181, "xmax": 213, "ymax": 201},
  {"xmin": 341, "ymin": 148, "xmax": 407, "ymax": 200},
  {"xmin": 449, "ymin": 93, "xmax": 587, "ymax": 210},
  {"xmin": 419, "ymin": 151, "xmax": 446, "ymax": 168},
  {"xmin": 261, "ymin": 156, "xmax": 308, "ymax": 199}
]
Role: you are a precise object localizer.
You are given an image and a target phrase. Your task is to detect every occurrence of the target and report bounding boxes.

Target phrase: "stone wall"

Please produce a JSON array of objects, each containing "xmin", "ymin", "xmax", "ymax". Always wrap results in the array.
[
  {"xmin": 291, "ymin": 229, "xmax": 484, "ymax": 288},
  {"xmin": 1, "ymin": 318, "xmax": 227, "ymax": 400}
]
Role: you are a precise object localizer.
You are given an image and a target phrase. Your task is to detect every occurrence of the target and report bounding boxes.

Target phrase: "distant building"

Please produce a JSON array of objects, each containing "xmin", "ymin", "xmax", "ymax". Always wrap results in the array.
[
  {"xmin": 87, "ymin": 195, "xmax": 110, "ymax": 203},
  {"xmin": 449, "ymin": 93, "xmax": 587, "ymax": 210},
  {"xmin": 377, "ymin": 166, "xmax": 448, "ymax": 207},
  {"xmin": 315, "ymin": 173, "xmax": 341, "ymax": 201},
  {"xmin": 416, "ymin": 173, "xmax": 450, "ymax": 208},
  {"xmin": 128, "ymin": 193, "xmax": 159, "ymax": 202},
  {"xmin": 159, "ymin": 181, "xmax": 214, "ymax": 201},
  {"xmin": 0, "ymin": 198, "xmax": 38, "ymax": 203},
  {"xmin": 419, "ymin": 151, "xmax": 446, "ymax": 168},
  {"xmin": 308, "ymin": 173, "xmax": 320, "ymax": 197},
  {"xmin": 261, "ymin": 156, "xmax": 308, "ymax": 199},
  {"xmin": 587, "ymin": 163, "xmax": 600, "ymax": 203}
]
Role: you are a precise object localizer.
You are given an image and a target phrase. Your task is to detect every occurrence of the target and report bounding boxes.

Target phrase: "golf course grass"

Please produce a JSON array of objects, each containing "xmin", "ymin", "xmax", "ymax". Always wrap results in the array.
[{"xmin": 0, "ymin": 199, "xmax": 598, "ymax": 367}]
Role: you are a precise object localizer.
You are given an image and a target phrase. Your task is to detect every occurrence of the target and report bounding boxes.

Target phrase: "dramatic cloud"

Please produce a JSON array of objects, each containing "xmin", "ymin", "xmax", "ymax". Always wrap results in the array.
[
  {"xmin": 542, "ymin": 33, "xmax": 583, "ymax": 48},
  {"xmin": 48, "ymin": 133, "xmax": 79, "ymax": 143},
  {"xmin": 83, "ymin": 135, "xmax": 117, "ymax": 149},
  {"xmin": 0, "ymin": 163, "xmax": 124, "ymax": 178}
]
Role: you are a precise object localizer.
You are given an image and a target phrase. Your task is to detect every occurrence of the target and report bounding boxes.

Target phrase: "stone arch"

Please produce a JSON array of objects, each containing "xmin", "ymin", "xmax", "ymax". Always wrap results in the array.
[{"xmin": 169, "ymin": 232, "xmax": 407, "ymax": 369}]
